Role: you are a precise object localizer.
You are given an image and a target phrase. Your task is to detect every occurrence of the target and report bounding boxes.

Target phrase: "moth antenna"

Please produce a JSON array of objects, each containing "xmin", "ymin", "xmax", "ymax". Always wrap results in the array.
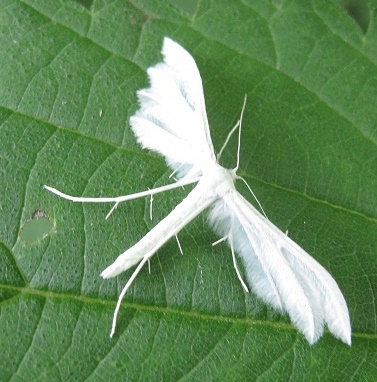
[
  {"xmin": 238, "ymin": 176, "xmax": 268, "ymax": 219},
  {"xmin": 235, "ymin": 94, "xmax": 247, "ymax": 172},
  {"xmin": 109, "ymin": 255, "xmax": 150, "ymax": 338},
  {"xmin": 217, "ymin": 120, "xmax": 240, "ymax": 161},
  {"xmin": 230, "ymin": 235, "xmax": 249, "ymax": 293},
  {"xmin": 175, "ymin": 235, "xmax": 183, "ymax": 255},
  {"xmin": 216, "ymin": 94, "xmax": 247, "ymax": 169}
]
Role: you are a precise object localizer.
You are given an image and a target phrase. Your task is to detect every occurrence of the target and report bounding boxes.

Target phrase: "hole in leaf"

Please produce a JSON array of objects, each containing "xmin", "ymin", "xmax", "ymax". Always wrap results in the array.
[{"xmin": 20, "ymin": 209, "xmax": 54, "ymax": 243}]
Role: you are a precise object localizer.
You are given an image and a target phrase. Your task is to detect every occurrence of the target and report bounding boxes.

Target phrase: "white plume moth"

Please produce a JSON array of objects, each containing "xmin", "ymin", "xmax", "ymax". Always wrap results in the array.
[{"xmin": 45, "ymin": 37, "xmax": 351, "ymax": 345}]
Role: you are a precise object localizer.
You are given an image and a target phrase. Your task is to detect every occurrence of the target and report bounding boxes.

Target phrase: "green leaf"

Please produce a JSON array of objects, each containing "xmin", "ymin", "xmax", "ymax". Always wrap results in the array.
[{"xmin": 1, "ymin": 0, "xmax": 376, "ymax": 380}]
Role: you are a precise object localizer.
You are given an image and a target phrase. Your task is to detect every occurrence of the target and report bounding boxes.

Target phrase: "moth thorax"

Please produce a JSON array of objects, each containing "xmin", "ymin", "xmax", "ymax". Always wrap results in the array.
[{"xmin": 203, "ymin": 163, "xmax": 236, "ymax": 197}]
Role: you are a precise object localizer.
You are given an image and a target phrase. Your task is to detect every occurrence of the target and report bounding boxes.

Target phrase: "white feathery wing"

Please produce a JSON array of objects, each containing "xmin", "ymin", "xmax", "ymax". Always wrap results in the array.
[
  {"xmin": 130, "ymin": 37, "xmax": 216, "ymax": 180},
  {"xmin": 209, "ymin": 192, "xmax": 351, "ymax": 345},
  {"xmin": 44, "ymin": 37, "xmax": 351, "ymax": 344}
]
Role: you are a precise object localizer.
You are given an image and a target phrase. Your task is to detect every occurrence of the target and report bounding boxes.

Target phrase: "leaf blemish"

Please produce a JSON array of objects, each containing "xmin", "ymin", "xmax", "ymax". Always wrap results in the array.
[{"xmin": 20, "ymin": 209, "xmax": 55, "ymax": 243}]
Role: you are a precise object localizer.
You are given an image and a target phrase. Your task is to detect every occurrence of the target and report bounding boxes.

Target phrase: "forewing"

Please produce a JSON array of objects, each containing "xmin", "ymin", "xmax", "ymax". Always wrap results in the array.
[
  {"xmin": 208, "ymin": 191, "xmax": 351, "ymax": 345},
  {"xmin": 130, "ymin": 37, "xmax": 216, "ymax": 179}
]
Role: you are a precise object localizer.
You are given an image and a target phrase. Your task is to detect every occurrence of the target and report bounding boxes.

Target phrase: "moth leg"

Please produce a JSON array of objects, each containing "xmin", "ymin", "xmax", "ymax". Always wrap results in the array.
[
  {"xmin": 175, "ymin": 235, "xmax": 183, "ymax": 255},
  {"xmin": 229, "ymin": 236, "xmax": 249, "ymax": 293},
  {"xmin": 212, "ymin": 236, "xmax": 228, "ymax": 246},
  {"xmin": 212, "ymin": 234, "xmax": 249, "ymax": 293},
  {"xmin": 237, "ymin": 176, "xmax": 268, "ymax": 219},
  {"xmin": 109, "ymin": 255, "xmax": 150, "ymax": 338},
  {"xmin": 148, "ymin": 188, "xmax": 153, "ymax": 220},
  {"xmin": 44, "ymin": 176, "xmax": 200, "ymax": 207},
  {"xmin": 106, "ymin": 201, "xmax": 119, "ymax": 220},
  {"xmin": 169, "ymin": 167, "xmax": 180, "ymax": 179}
]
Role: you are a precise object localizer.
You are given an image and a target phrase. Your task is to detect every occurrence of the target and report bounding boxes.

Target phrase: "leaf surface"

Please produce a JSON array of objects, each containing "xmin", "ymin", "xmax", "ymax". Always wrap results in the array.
[{"xmin": 1, "ymin": 0, "xmax": 376, "ymax": 380}]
